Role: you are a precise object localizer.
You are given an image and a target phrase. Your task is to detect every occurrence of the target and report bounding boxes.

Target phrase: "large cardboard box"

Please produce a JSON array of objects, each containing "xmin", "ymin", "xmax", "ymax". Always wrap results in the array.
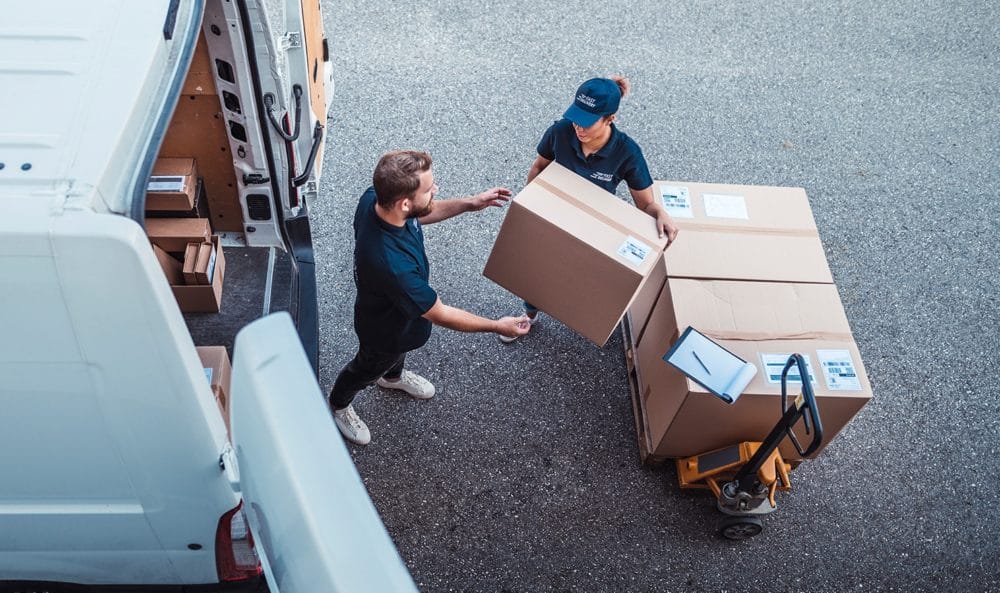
[
  {"xmin": 171, "ymin": 236, "xmax": 226, "ymax": 312},
  {"xmin": 196, "ymin": 346, "xmax": 231, "ymax": 434},
  {"xmin": 146, "ymin": 158, "xmax": 199, "ymax": 212},
  {"xmin": 146, "ymin": 218, "xmax": 211, "ymax": 253},
  {"xmin": 635, "ymin": 278, "xmax": 871, "ymax": 461},
  {"xmin": 654, "ymin": 181, "xmax": 832, "ymax": 283},
  {"xmin": 484, "ymin": 162, "xmax": 670, "ymax": 346}
]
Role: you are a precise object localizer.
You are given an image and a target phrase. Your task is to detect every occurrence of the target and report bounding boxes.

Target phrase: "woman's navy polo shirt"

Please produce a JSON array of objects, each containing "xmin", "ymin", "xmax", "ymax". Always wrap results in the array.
[
  {"xmin": 352, "ymin": 187, "xmax": 438, "ymax": 353},
  {"xmin": 537, "ymin": 118, "xmax": 653, "ymax": 193}
]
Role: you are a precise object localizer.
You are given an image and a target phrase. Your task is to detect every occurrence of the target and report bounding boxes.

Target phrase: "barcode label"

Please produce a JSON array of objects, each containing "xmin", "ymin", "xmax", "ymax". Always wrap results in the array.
[
  {"xmin": 760, "ymin": 353, "xmax": 816, "ymax": 385},
  {"xmin": 818, "ymin": 349, "xmax": 862, "ymax": 391},
  {"xmin": 617, "ymin": 236, "xmax": 651, "ymax": 266},
  {"xmin": 660, "ymin": 185, "xmax": 693, "ymax": 218},
  {"xmin": 148, "ymin": 176, "xmax": 186, "ymax": 192}
]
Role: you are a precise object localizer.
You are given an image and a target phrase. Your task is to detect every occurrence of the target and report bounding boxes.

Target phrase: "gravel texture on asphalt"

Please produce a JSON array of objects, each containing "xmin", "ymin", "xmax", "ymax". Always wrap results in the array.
[{"xmin": 310, "ymin": 1, "xmax": 1000, "ymax": 591}]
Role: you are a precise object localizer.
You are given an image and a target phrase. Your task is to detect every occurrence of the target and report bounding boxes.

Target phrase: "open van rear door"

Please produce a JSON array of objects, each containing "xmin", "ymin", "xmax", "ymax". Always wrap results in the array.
[{"xmin": 229, "ymin": 313, "xmax": 418, "ymax": 593}]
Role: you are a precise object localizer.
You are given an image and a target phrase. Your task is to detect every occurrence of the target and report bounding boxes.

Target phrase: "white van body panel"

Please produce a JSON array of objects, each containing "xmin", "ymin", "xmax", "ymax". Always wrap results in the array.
[
  {"xmin": 0, "ymin": 206, "xmax": 238, "ymax": 583},
  {"xmin": 231, "ymin": 314, "xmax": 419, "ymax": 593},
  {"xmin": 0, "ymin": 0, "xmax": 202, "ymax": 214}
]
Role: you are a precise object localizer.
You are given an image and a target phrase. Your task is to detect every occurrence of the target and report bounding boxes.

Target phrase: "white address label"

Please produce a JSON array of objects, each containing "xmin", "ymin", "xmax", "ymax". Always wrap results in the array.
[
  {"xmin": 617, "ymin": 236, "xmax": 651, "ymax": 266},
  {"xmin": 660, "ymin": 185, "xmax": 693, "ymax": 218},
  {"xmin": 818, "ymin": 349, "xmax": 862, "ymax": 391},
  {"xmin": 760, "ymin": 353, "xmax": 816, "ymax": 385},
  {"xmin": 148, "ymin": 176, "xmax": 186, "ymax": 192},
  {"xmin": 704, "ymin": 193, "xmax": 749, "ymax": 219}
]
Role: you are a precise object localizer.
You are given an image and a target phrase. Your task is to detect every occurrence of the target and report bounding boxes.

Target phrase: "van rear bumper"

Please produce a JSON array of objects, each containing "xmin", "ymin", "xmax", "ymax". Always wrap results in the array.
[{"xmin": 0, "ymin": 578, "xmax": 267, "ymax": 593}]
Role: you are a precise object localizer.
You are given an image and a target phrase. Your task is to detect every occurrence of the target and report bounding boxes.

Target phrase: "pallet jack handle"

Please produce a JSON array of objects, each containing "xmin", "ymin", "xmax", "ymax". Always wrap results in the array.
[{"xmin": 731, "ymin": 354, "xmax": 824, "ymax": 493}]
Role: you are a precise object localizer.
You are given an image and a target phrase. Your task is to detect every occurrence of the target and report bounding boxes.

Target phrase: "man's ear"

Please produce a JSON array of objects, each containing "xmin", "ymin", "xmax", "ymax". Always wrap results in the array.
[{"xmin": 605, "ymin": 114, "xmax": 616, "ymax": 124}]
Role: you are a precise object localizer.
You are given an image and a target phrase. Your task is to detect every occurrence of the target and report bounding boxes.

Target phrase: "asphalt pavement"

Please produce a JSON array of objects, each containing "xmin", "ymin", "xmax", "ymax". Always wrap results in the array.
[{"xmin": 309, "ymin": 1, "xmax": 1000, "ymax": 591}]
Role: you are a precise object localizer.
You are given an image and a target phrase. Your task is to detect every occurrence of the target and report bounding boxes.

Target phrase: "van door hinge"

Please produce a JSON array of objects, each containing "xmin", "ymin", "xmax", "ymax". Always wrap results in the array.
[{"xmin": 282, "ymin": 32, "xmax": 302, "ymax": 49}]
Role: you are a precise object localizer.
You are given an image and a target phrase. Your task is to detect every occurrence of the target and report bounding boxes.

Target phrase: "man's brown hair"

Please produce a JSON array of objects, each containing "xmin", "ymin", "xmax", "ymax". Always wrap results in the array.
[{"xmin": 372, "ymin": 150, "xmax": 433, "ymax": 208}]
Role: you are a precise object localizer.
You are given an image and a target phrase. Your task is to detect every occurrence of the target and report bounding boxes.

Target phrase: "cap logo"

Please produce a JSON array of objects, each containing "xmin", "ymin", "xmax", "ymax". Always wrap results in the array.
[{"xmin": 576, "ymin": 93, "xmax": 598, "ymax": 108}]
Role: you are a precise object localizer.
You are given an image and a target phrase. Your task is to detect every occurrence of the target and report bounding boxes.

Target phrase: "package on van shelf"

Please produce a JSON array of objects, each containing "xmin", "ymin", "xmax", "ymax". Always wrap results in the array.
[{"xmin": 146, "ymin": 157, "xmax": 199, "ymax": 212}]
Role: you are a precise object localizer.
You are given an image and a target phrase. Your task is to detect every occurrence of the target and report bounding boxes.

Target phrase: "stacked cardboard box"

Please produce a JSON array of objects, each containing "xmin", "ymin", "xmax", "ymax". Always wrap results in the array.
[
  {"xmin": 484, "ymin": 162, "xmax": 670, "ymax": 346},
  {"xmin": 144, "ymin": 160, "xmax": 227, "ymax": 313},
  {"xmin": 197, "ymin": 346, "xmax": 232, "ymax": 435},
  {"xmin": 626, "ymin": 181, "xmax": 871, "ymax": 462},
  {"xmin": 145, "ymin": 158, "xmax": 199, "ymax": 213}
]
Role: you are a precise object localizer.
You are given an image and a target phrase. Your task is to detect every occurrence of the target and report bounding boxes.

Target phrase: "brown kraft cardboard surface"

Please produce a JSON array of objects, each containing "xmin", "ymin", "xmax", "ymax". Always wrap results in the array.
[
  {"xmin": 635, "ymin": 278, "xmax": 871, "ymax": 461},
  {"xmin": 484, "ymin": 162, "xmax": 669, "ymax": 346}
]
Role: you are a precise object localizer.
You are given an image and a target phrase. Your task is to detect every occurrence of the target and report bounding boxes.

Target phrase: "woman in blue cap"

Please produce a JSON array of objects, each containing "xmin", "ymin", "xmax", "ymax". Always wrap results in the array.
[{"xmin": 500, "ymin": 75, "xmax": 678, "ymax": 343}]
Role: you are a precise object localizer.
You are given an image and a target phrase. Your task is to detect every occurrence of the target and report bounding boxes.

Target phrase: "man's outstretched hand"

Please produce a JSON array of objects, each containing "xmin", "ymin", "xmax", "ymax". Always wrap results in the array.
[
  {"xmin": 495, "ymin": 314, "xmax": 531, "ymax": 338},
  {"xmin": 467, "ymin": 187, "xmax": 512, "ymax": 211}
]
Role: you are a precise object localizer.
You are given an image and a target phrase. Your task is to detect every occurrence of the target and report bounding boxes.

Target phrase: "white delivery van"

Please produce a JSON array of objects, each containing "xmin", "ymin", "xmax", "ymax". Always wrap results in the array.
[{"xmin": 0, "ymin": 1, "xmax": 418, "ymax": 591}]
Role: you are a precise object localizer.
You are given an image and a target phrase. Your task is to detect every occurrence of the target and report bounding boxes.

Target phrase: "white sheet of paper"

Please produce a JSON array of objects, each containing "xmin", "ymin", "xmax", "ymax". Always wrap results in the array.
[
  {"xmin": 660, "ymin": 185, "xmax": 693, "ymax": 218},
  {"xmin": 703, "ymin": 193, "xmax": 749, "ymax": 219},
  {"xmin": 760, "ymin": 353, "xmax": 816, "ymax": 385},
  {"xmin": 664, "ymin": 328, "xmax": 757, "ymax": 403},
  {"xmin": 818, "ymin": 349, "xmax": 862, "ymax": 391}
]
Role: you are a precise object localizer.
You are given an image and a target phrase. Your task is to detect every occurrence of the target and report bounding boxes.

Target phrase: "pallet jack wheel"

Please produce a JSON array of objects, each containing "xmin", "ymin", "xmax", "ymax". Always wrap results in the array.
[{"xmin": 718, "ymin": 515, "xmax": 763, "ymax": 540}]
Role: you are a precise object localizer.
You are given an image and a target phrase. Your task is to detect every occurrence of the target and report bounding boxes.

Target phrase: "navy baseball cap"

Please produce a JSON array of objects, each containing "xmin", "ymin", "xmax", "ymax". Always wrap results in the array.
[{"xmin": 562, "ymin": 78, "xmax": 622, "ymax": 128}]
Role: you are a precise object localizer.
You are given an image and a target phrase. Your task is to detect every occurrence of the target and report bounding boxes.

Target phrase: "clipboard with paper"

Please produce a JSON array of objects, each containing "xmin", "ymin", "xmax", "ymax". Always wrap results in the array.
[{"xmin": 663, "ymin": 326, "xmax": 758, "ymax": 404}]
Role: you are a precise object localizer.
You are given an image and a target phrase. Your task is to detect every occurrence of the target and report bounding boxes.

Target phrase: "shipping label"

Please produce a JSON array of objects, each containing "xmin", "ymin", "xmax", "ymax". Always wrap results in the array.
[
  {"xmin": 760, "ymin": 353, "xmax": 816, "ymax": 385},
  {"xmin": 818, "ymin": 349, "xmax": 862, "ymax": 391},
  {"xmin": 660, "ymin": 185, "xmax": 693, "ymax": 218},
  {"xmin": 703, "ymin": 193, "xmax": 749, "ymax": 219},
  {"xmin": 617, "ymin": 236, "xmax": 651, "ymax": 266},
  {"xmin": 147, "ymin": 176, "xmax": 186, "ymax": 192}
]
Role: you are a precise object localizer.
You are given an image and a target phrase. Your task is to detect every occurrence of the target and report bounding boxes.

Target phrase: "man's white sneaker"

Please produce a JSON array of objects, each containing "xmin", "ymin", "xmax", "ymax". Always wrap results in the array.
[
  {"xmin": 333, "ymin": 404, "xmax": 371, "ymax": 445},
  {"xmin": 498, "ymin": 312, "xmax": 540, "ymax": 343},
  {"xmin": 376, "ymin": 369, "xmax": 435, "ymax": 400}
]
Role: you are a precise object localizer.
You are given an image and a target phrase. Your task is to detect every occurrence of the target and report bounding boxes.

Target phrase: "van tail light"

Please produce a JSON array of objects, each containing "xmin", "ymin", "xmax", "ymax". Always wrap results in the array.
[{"xmin": 215, "ymin": 501, "xmax": 263, "ymax": 581}]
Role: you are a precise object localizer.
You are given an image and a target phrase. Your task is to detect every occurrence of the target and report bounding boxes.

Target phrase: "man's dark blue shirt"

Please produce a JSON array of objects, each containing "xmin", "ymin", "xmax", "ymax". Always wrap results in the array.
[
  {"xmin": 352, "ymin": 187, "xmax": 438, "ymax": 353},
  {"xmin": 537, "ymin": 118, "xmax": 653, "ymax": 193}
]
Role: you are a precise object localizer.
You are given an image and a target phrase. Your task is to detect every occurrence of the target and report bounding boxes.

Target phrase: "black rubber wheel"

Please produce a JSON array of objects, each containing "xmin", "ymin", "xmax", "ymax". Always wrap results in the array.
[{"xmin": 718, "ymin": 515, "xmax": 764, "ymax": 540}]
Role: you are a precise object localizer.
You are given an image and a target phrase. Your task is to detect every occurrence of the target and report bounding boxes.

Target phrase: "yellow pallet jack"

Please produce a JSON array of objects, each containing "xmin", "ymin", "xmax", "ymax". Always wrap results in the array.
[{"xmin": 677, "ymin": 354, "xmax": 824, "ymax": 540}]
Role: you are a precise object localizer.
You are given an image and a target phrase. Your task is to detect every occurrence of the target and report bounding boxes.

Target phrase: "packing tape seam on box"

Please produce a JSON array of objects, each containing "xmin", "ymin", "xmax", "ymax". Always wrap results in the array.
[
  {"xmin": 671, "ymin": 222, "xmax": 820, "ymax": 237},
  {"xmin": 534, "ymin": 177, "xmax": 662, "ymax": 248},
  {"xmin": 700, "ymin": 330, "xmax": 854, "ymax": 342}
]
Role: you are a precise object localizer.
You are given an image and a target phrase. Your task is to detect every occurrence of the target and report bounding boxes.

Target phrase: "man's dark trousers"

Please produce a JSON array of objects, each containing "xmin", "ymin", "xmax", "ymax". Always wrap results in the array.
[{"xmin": 329, "ymin": 347, "xmax": 406, "ymax": 410}]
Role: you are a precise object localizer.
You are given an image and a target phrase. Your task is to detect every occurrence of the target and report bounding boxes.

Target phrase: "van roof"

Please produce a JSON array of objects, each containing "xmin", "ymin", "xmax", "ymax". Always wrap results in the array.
[{"xmin": 0, "ymin": 0, "xmax": 200, "ymax": 212}]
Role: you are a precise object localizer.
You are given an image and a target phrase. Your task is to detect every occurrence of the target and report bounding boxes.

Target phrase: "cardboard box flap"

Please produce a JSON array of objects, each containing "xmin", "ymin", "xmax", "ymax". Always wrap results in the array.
[
  {"xmin": 538, "ymin": 162, "xmax": 667, "ymax": 250},
  {"xmin": 669, "ymin": 279, "xmax": 852, "ymax": 339},
  {"xmin": 515, "ymin": 185, "xmax": 661, "ymax": 278},
  {"xmin": 665, "ymin": 230, "xmax": 833, "ymax": 283},
  {"xmin": 653, "ymin": 180, "xmax": 817, "ymax": 232}
]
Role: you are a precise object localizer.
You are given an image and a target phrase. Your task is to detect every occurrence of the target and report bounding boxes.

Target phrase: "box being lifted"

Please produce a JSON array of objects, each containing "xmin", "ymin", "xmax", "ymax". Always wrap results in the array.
[
  {"xmin": 634, "ymin": 278, "xmax": 872, "ymax": 462},
  {"xmin": 483, "ymin": 162, "xmax": 670, "ymax": 346}
]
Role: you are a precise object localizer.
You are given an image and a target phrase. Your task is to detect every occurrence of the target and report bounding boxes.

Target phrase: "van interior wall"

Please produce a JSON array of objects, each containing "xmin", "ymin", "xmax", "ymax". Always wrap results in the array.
[
  {"xmin": 159, "ymin": 32, "xmax": 243, "ymax": 232},
  {"xmin": 302, "ymin": 0, "xmax": 326, "ymax": 125}
]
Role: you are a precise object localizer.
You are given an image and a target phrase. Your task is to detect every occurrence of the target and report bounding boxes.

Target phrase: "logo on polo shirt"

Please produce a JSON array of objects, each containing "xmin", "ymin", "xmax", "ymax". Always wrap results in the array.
[
  {"xmin": 576, "ymin": 93, "xmax": 597, "ymax": 108},
  {"xmin": 590, "ymin": 171, "xmax": 613, "ymax": 182}
]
